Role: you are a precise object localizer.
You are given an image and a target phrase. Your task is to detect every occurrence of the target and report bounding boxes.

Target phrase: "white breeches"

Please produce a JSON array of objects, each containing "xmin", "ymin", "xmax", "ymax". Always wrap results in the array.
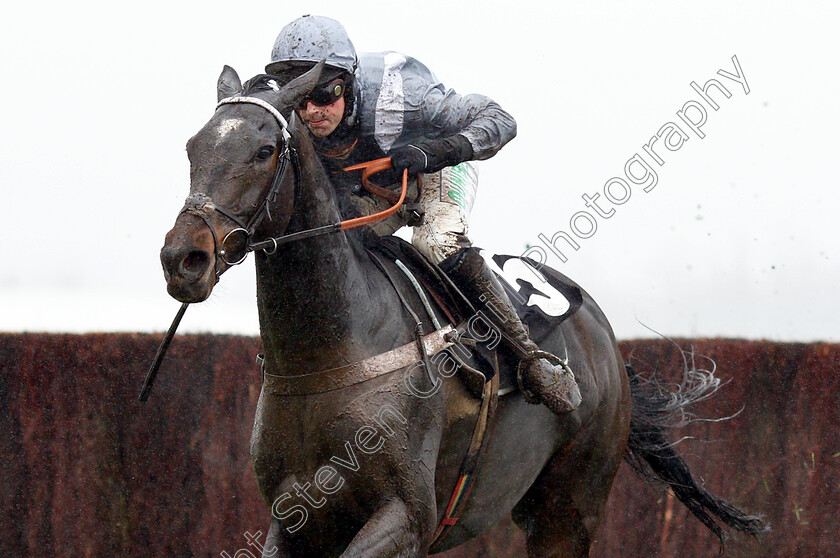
[{"xmin": 351, "ymin": 162, "xmax": 479, "ymax": 264}]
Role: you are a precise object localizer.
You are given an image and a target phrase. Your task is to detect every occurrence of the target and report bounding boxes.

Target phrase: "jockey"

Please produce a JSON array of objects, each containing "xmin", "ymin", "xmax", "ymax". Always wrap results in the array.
[{"xmin": 266, "ymin": 15, "xmax": 581, "ymax": 414}]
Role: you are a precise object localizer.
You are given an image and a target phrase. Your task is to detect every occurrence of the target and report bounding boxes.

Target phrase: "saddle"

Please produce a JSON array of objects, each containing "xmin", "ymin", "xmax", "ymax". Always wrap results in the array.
[
  {"xmin": 369, "ymin": 236, "xmax": 584, "ymax": 398},
  {"xmin": 365, "ymin": 236, "xmax": 586, "ymax": 548}
]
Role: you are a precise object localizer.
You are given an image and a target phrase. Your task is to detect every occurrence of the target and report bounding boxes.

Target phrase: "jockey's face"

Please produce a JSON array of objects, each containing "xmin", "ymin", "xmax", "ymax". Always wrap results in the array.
[{"xmin": 296, "ymin": 81, "xmax": 346, "ymax": 138}]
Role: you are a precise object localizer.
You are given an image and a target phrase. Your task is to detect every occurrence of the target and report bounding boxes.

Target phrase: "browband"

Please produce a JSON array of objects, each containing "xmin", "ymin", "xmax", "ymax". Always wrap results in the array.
[{"xmin": 217, "ymin": 96, "xmax": 291, "ymax": 142}]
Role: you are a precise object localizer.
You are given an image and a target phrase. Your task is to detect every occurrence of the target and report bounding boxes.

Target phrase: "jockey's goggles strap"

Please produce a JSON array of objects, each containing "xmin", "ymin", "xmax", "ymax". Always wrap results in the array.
[{"xmin": 217, "ymin": 96, "xmax": 292, "ymax": 142}]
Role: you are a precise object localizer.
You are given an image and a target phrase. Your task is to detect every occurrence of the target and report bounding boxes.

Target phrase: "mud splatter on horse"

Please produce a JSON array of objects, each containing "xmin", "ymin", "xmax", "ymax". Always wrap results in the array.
[{"xmin": 158, "ymin": 63, "xmax": 765, "ymax": 557}]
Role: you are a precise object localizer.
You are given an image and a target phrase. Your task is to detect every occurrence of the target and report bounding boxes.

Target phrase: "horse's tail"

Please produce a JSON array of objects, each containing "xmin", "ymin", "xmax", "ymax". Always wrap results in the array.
[{"xmin": 623, "ymin": 355, "xmax": 768, "ymax": 546}]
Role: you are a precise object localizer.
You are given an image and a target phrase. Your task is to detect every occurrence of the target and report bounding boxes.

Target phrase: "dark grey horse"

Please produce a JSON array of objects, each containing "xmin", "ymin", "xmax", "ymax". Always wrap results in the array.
[{"xmin": 160, "ymin": 63, "xmax": 765, "ymax": 557}]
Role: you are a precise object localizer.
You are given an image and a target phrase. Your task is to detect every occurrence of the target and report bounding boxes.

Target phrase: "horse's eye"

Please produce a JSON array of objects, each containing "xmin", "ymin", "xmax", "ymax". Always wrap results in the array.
[{"xmin": 255, "ymin": 145, "xmax": 276, "ymax": 161}]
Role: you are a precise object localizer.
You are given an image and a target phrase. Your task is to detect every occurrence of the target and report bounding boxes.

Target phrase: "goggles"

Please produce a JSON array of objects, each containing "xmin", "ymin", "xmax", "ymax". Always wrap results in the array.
[{"xmin": 299, "ymin": 80, "xmax": 346, "ymax": 108}]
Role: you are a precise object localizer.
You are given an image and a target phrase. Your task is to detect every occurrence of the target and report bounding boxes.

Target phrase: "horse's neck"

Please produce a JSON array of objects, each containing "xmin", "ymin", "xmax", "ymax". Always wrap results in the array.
[{"xmin": 255, "ymin": 135, "xmax": 410, "ymax": 375}]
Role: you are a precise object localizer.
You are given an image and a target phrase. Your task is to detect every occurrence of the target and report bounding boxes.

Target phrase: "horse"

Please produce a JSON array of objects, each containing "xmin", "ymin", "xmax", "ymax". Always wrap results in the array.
[{"xmin": 159, "ymin": 62, "xmax": 765, "ymax": 557}]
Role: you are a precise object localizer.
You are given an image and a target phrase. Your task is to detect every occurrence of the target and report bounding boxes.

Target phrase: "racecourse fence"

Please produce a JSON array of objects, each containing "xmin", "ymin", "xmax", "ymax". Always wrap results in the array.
[{"xmin": 1, "ymin": 334, "xmax": 836, "ymax": 557}]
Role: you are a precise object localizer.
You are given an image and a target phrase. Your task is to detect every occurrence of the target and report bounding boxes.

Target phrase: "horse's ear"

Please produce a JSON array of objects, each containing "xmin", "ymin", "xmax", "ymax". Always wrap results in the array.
[
  {"xmin": 276, "ymin": 60, "xmax": 326, "ymax": 110},
  {"xmin": 217, "ymin": 65, "xmax": 243, "ymax": 101}
]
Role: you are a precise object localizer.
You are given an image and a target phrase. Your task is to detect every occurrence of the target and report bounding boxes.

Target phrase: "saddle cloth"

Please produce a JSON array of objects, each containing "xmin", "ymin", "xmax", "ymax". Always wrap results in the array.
[{"xmin": 370, "ymin": 236, "xmax": 583, "ymax": 396}]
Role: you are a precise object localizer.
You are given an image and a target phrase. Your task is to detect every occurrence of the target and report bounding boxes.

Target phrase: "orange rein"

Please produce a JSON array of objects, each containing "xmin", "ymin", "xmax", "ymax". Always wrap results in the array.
[
  {"xmin": 340, "ymin": 158, "xmax": 408, "ymax": 231},
  {"xmin": 140, "ymin": 158, "xmax": 407, "ymax": 403}
]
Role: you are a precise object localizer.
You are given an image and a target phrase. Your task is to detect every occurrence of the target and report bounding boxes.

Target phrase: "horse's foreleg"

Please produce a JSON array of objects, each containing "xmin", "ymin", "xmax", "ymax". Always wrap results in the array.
[
  {"xmin": 259, "ymin": 519, "xmax": 293, "ymax": 558},
  {"xmin": 339, "ymin": 498, "xmax": 428, "ymax": 558}
]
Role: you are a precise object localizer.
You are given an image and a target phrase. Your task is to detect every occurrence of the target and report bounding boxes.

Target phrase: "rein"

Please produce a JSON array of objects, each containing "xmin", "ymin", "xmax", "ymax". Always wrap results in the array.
[{"xmin": 139, "ymin": 94, "xmax": 407, "ymax": 402}]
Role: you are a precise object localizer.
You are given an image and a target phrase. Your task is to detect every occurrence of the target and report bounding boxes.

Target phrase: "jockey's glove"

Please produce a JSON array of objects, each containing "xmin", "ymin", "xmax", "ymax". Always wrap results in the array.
[{"xmin": 389, "ymin": 134, "xmax": 474, "ymax": 176}]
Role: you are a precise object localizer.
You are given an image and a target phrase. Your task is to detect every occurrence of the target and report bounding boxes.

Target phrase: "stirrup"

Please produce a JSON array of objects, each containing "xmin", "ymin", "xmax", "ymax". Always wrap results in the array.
[{"xmin": 516, "ymin": 349, "xmax": 575, "ymax": 405}]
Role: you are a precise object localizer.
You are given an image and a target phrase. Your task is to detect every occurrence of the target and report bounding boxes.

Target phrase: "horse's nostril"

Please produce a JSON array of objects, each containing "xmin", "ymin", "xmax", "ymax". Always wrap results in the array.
[{"xmin": 180, "ymin": 250, "xmax": 211, "ymax": 280}]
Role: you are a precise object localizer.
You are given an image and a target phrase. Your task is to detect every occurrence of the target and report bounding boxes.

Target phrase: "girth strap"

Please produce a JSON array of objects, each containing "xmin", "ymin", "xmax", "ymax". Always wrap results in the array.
[{"xmin": 260, "ymin": 325, "xmax": 454, "ymax": 396}]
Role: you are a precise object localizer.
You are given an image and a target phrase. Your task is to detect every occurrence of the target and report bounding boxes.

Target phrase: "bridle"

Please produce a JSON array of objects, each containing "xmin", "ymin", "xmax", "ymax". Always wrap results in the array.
[
  {"xmin": 179, "ymin": 95, "xmax": 299, "ymax": 270},
  {"xmin": 179, "ymin": 95, "xmax": 408, "ymax": 270},
  {"xmin": 142, "ymin": 93, "xmax": 408, "ymax": 402}
]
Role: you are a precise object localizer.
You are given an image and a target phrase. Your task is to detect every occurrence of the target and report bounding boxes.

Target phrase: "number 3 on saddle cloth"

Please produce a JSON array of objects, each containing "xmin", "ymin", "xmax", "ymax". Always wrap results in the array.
[{"xmin": 369, "ymin": 236, "xmax": 584, "ymax": 397}]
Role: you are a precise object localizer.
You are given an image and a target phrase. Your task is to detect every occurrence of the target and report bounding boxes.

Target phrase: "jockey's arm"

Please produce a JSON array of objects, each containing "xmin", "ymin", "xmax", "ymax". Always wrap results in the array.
[{"xmin": 389, "ymin": 73, "xmax": 517, "ymax": 175}]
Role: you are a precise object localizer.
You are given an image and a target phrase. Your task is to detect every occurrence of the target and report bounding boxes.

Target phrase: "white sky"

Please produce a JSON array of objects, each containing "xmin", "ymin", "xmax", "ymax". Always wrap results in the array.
[{"xmin": 1, "ymin": 1, "xmax": 837, "ymax": 342}]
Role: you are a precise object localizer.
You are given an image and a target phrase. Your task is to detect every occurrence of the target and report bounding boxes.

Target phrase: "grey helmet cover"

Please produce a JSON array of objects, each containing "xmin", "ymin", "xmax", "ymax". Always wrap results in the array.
[{"xmin": 266, "ymin": 15, "xmax": 358, "ymax": 75}]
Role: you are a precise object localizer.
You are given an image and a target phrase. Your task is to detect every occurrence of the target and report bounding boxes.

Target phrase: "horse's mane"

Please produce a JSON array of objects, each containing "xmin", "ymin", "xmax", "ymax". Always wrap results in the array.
[{"xmin": 236, "ymin": 74, "xmax": 381, "ymax": 249}]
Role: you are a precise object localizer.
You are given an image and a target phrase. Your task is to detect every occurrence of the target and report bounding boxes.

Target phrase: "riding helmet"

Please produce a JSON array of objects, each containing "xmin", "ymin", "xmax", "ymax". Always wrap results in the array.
[{"xmin": 266, "ymin": 15, "xmax": 358, "ymax": 75}]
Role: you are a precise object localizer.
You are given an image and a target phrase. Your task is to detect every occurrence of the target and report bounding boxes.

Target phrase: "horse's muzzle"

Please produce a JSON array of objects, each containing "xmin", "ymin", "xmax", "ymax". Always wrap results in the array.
[{"xmin": 160, "ymin": 218, "xmax": 217, "ymax": 303}]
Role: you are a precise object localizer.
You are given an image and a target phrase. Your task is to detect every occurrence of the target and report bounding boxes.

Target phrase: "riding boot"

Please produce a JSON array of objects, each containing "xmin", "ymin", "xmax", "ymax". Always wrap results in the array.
[{"xmin": 440, "ymin": 248, "xmax": 582, "ymax": 414}]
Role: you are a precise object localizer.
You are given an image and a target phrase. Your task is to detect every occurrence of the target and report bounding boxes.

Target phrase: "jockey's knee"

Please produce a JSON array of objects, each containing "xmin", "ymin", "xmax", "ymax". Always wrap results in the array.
[
  {"xmin": 412, "ymin": 226, "xmax": 471, "ymax": 264},
  {"xmin": 411, "ymin": 164, "xmax": 476, "ymax": 264}
]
